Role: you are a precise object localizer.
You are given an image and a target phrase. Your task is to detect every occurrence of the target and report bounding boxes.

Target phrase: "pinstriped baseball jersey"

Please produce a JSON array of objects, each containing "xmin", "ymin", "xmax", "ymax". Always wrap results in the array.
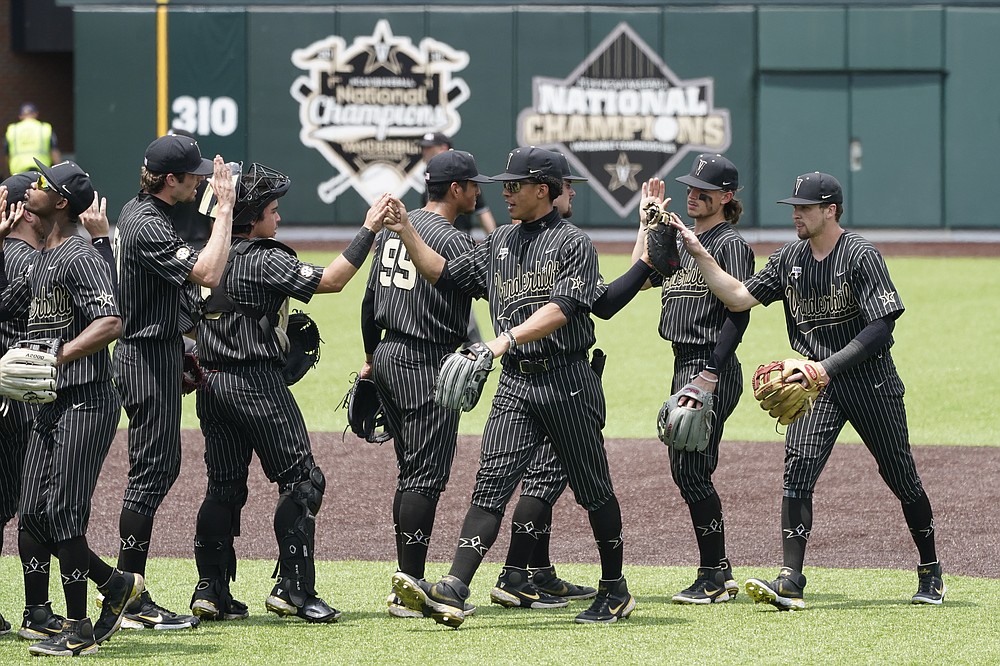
[
  {"xmin": 0, "ymin": 239, "xmax": 37, "ymax": 525},
  {"xmin": 0, "ymin": 238, "xmax": 35, "ymax": 349},
  {"xmin": 11, "ymin": 232, "xmax": 122, "ymax": 543},
  {"xmin": 745, "ymin": 231, "xmax": 922, "ymax": 502},
  {"xmin": 367, "ymin": 208, "xmax": 475, "ymax": 346},
  {"xmin": 116, "ymin": 193, "xmax": 198, "ymax": 341},
  {"xmin": 446, "ymin": 209, "xmax": 603, "ymax": 356},
  {"xmin": 745, "ymin": 232, "xmax": 903, "ymax": 360},
  {"xmin": 656, "ymin": 223, "xmax": 755, "ymax": 344},
  {"xmin": 3, "ymin": 236, "xmax": 119, "ymax": 388},
  {"xmin": 196, "ymin": 236, "xmax": 322, "ymax": 508},
  {"xmin": 199, "ymin": 238, "xmax": 322, "ymax": 365}
]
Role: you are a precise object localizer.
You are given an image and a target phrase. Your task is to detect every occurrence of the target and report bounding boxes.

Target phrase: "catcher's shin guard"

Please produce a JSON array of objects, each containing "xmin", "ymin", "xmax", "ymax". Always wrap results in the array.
[{"xmin": 271, "ymin": 465, "xmax": 325, "ymax": 607}]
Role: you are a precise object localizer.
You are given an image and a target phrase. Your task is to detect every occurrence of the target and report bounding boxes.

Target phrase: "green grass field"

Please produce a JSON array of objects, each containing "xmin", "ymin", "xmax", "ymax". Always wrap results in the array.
[
  {"xmin": 183, "ymin": 252, "xmax": 999, "ymax": 446},
  {"xmin": 0, "ymin": 558, "xmax": 994, "ymax": 664},
  {"xmin": 7, "ymin": 251, "xmax": 990, "ymax": 663}
]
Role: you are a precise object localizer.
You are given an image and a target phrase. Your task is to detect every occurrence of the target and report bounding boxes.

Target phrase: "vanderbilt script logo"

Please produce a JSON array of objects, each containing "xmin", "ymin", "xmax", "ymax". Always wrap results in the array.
[{"xmin": 291, "ymin": 20, "xmax": 472, "ymax": 204}]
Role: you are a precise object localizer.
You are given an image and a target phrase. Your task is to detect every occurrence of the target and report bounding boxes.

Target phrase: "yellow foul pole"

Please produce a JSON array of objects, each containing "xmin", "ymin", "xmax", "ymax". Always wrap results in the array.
[{"xmin": 156, "ymin": 0, "xmax": 169, "ymax": 136}]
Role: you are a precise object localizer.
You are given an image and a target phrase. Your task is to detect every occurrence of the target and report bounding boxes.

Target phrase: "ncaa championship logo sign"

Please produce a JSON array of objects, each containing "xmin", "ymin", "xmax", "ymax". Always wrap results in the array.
[
  {"xmin": 517, "ymin": 22, "xmax": 731, "ymax": 217},
  {"xmin": 291, "ymin": 20, "xmax": 471, "ymax": 204}
]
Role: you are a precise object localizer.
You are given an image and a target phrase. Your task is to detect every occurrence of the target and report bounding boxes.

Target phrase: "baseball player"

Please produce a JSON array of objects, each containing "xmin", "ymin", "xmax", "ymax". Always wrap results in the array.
[
  {"xmin": 387, "ymin": 147, "xmax": 638, "ymax": 627},
  {"xmin": 0, "ymin": 173, "xmax": 120, "ymax": 642},
  {"xmin": 359, "ymin": 150, "xmax": 484, "ymax": 618},
  {"xmin": 111, "ymin": 136, "xmax": 234, "ymax": 630},
  {"xmin": 630, "ymin": 155, "xmax": 754, "ymax": 604},
  {"xmin": 496, "ymin": 152, "xmax": 638, "ymax": 605},
  {"xmin": 672, "ymin": 172, "xmax": 942, "ymax": 609},
  {"xmin": 418, "ymin": 133, "xmax": 496, "ymax": 344},
  {"xmin": 189, "ymin": 163, "xmax": 386, "ymax": 624},
  {"xmin": 0, "ymin": 160, "xmax": 141, "ymax": 656}
]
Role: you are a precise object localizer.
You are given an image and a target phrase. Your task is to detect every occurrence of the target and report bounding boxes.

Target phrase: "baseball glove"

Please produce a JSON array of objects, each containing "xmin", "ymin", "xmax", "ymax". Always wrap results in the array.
[
  {"xmin": 0, "ymin": 338, "xmax": 61, "ymax": 404},
  {"xmin": 434, "ymin": 342, "xmax": 494, "ymax": 412},
  {"xmin": 181, "ymin": 339, "xmax": 206, "ymax": 395},
  {"xmin": 752, "ymin": 359, "xmax": 827, "ymax": 426},
  {"xmin": 643, "ymin": 200, "xmax": 681, "ymax": 279},
  {"xmin": 282, "ymin": 311, "xmax": 322, "ymax": 385},
  {"xmin": 339, "ymin": 374, "xmax": 391, "ymax": 444},
  {"xmin": 657, "ymin": 383, "xmax": 715, "ymax": 452}
]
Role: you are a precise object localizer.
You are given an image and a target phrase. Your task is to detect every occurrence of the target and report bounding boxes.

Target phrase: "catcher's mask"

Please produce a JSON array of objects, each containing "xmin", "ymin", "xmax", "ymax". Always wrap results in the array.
[{"xmin": 234, "ymin": 163, "xmax": 291, "ymax": 226}]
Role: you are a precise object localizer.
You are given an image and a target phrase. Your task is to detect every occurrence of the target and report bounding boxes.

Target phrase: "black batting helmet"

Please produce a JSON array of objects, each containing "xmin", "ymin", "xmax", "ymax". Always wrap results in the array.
[{"xmin": 234, "ymin": 163, "xmax": 291, "ymax": 226}]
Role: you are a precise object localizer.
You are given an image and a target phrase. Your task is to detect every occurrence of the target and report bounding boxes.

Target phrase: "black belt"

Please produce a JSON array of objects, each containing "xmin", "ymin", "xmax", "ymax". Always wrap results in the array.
[
  {"xmin": 202, "ymin": 360, "xmax": 280, "ymax": 372},
  {"xmin": 503, "ymin": 351, "xmax": 588, "ymax": 375}
]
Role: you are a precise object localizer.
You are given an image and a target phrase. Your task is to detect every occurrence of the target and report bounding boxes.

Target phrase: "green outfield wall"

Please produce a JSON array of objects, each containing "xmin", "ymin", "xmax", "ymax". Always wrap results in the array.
[{"xmin": 71, "ymin": 4, "xmax": 1000, "ymax": 230}]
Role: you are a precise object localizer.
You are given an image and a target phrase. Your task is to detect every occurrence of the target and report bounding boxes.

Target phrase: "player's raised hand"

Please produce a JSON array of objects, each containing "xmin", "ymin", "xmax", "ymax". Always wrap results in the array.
[
  {"xmin": 383, "ymin": 197, "xmax": 410, "ymax": 232},
  {"xmin": 639, "ymin": 177, "xmax": 667, "ymax": 229},
  {"xmin": 209, "ymin": 155, "xmax": 235, "ymax": 210},
  {"xmin": 364, "ymin": 192, "xmax": 393, "ymax": 232},
  {"xmin": 80, "ymin": 192, "xmax": 110, "ymax": 238},
  {"xmin": 0, "ymin": 187, "xmax": 22, "ymax": 239},
  {"xmin": 669, "ymin": 212, "xmax": 709, "ymax": 258}
]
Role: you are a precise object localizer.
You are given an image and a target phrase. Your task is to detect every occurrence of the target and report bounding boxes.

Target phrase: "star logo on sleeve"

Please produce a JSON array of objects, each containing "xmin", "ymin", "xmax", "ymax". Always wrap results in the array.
[
  {"xmin": 299, "ymin": 265, "xmax": 315, "ymax": 278},
  {"xmin": 876, "ymin": 289, "xmax": 897, "ymax": 307},
  {"xmin": 176, "ymin": 246, "xmax": 192, "ymax": 261},
  {"xmin": 96, "ymin": 292, "xmax": 116, "ymax": 307},
  {"xmin": 403, "ymin": 529, "xmax": 431, "ymax": 547},
  {"xmin": 569, "ymin": 276, "xmax": 584, "ymax": 291},
  {"xmin": 458, "ymin": 535, "xmax": 489, "ymax": 556}
]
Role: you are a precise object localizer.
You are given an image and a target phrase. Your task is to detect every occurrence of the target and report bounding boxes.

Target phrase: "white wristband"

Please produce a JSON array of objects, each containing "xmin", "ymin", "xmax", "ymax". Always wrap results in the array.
[
  {"xmin": 697, "ymin": 371, "xmax": 719, "ymax": 383},
  {"xmin": 501, "ymin": 330, "xmax": 517, "ymax": 350}
]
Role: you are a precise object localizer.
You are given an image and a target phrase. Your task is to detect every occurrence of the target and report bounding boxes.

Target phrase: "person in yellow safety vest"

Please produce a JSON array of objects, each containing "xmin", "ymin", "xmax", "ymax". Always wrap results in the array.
[{"xmin": 3, "ymin": 102, "xmax": 61, "ymax": 177}]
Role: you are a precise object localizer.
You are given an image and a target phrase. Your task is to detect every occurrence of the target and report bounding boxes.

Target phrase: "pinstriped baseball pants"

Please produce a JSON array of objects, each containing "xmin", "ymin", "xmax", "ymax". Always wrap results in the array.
[
  {"xmin": 114, "ymin": 338, "xmax": 185, "ymax": 516},
  {"xmin": 668, "ymin": 351, "xmax": 743, "ymax": 504},
  {"xmin": 372, "ymin": 337, "xmax": 461, "ymax": 500},
  {"xmin": 473, "ymin": 360, "xmax": 615, "ymax": 513},
  {"xmin": 19, "ymin": 382, "xmax": 121, "ymax": 543},
  {"xmin": 783, "ymin": 353, "xmax": 924, "ymax": 503}
]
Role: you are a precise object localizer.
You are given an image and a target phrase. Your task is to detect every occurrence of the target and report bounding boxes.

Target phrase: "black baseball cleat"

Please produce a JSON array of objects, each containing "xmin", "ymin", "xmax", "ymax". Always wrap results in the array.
[
  {"xmin": 745, "ymin": 567, "xmax": 806, "ymax": 610},
  {"xmin": 18, "ymin": 601, "xmax": 66, "ymax": 640},
  {"xmin": 28, "ymin": 617, "xmax": 98, "ymax": 657},
  {"xmin": 94, "ymin": 570, "xmax": 143, "ymax": 643},
  {"xmin": 491, "ymin": 567, "xmax": 569, "ymax": 609},
  {"xmin": 265, "ymin": 578, "xmax": 341, "ymax": 623},
  {"xmin": 388, "ymin": 591, "xmax": 476, "ymax": 618},
  {"xmin": 912, "ymin": 561, "xmax": 946, "ymax": 605},
  {"xmin": 392, "ymin": 572, "xmax": 468, "ymax": 629},
  {"xmin": 720, "ymin": 557, "xmax": 740, "ymax": 600},
  {"xmin": 672, "ymin": 567, "xmax": 732, "ymax": 604},
  {"xmin": 0, "ymin": 612, "xmax": 9, "ymax": 636},
  {"xmin": 530, "ymin": 565, "xmax": 598, "ymax": 600},
  {"xmin": 574, "ymin": 577, "xmax": 636, "ymax": 624},
  {"xmin": 191, "ymin": 578, "xmax": 250, "ymax": 621},
  {"xmin": 122, "ymin": 588, "xmax": 201, "ymax": 631}
]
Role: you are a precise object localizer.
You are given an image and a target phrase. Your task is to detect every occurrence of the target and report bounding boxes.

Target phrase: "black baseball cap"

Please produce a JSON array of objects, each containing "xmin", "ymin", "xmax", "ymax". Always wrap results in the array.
[
  {"xmin": 143, "ymin": 134, "xmax": 214, "ymax": 176},
  {"xmin": 425, "ymin": 150, "xmax": 492, "ymax": 184},
  {"xmin": 33, "ymin": 158, "xmax": 95, "ymax": 216},
  {"xmin": 778, "ymin": 172, "xmax": 843, "ymax": 205},
  {"xmin": 676, "ymin": 153, "xmax": 739, "ymax": 191},
  {"xmin": 418, "ymin": 132, "xmax": 453, "ymax": 148},
  {"xmin": 1, "ymin": 172, "xmax": 40, "ymax": 208},
  {"xmin": 491, "ymin": 146, "xmax": 563, "ymax": 181},
  {"xmin": 553, "ymin": 152, "xmax": 587, "ymax": 182}
]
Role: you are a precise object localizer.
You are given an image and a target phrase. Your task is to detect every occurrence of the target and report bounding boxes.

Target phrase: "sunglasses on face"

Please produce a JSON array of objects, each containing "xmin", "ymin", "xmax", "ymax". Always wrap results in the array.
[
  {"xmin": 37, "ymin": 174, "xmax": 56, "ymax": 192},
  {"xmin": 502, "ymin": 180, "xmax": 540, "ymax": 194}
]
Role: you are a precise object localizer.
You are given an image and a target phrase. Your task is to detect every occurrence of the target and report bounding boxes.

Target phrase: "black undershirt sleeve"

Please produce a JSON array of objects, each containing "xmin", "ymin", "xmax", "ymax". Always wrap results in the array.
[
  {"xmin": 821, "ymin": 316, "xmax": 895, "ymax": 377},
  {"xmin": 360, "ymin": 286, "xmax": 381, "ymax": 355},
  {"xmin": 92, "ymin": 237, "xmax": 117, "ymax": 282},
  {"xmin": 705, "ymin": 309, "xmax": 750, "ymax": 374},
  {"xmin": 591, "ymin": 260, "xmax": 654, "ymax": 320}
]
